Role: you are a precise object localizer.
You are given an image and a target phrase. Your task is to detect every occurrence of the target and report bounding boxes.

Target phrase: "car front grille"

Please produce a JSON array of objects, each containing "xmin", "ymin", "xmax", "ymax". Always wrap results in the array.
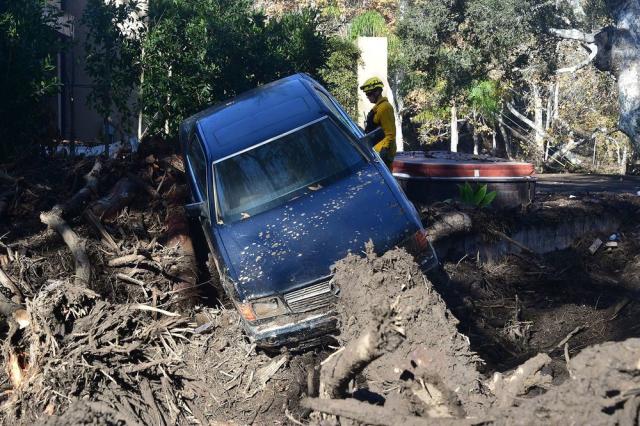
[{"xmin": 284, "ymin": 280, "xmax": 337, "ymax": 313}]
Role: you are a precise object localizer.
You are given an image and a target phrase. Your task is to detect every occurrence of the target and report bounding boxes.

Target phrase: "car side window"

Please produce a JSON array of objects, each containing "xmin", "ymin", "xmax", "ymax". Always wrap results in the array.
[
  {"xmin": 186, "ymin": 135, "xmax": 207, "ymax": 203},
  {"xmin": 314, "ymin": 89, "xmax": 362, "ymax": 137}
]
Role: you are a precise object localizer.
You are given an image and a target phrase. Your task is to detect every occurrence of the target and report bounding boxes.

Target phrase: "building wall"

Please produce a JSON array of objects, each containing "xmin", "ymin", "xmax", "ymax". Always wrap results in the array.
[
  {"xmin": 56, "ymin": 0, "xmax": 146, "ymax": 144},
  {"xmin": 357, "ymin": 37, "xmax": 403, "ymax": 151}
]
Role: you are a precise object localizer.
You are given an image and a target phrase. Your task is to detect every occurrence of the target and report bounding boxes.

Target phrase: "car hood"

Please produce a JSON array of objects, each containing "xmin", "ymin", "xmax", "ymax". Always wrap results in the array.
[{"xmin": 217, "ymin": 162, "xmax": 419, "ymax": 301}]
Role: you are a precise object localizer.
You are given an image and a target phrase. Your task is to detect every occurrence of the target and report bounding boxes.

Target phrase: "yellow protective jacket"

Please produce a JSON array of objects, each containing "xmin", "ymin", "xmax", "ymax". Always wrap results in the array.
[{"xmin": 366, "ymin": 97, "xmax": 396, "ymax": 162}]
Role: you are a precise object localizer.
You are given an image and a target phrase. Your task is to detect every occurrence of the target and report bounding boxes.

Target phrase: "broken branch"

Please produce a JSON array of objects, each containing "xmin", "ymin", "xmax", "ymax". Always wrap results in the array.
[
  {"xmin": 320, "ymin": 320, "xmax": 403, "ymax": 399},
  {"xmin": 488, "ymin": 353, "xmax": 553, "ymax": 407},
  {"xmin": 40, "ymin": 209, "xmax": 91, "ymax": 286},
  {"xmin": 0, "ymin": 266, "xmax": 23, "ymax": 303},
  {"xmin": 301, "ymin": 398, "xmax": 478, "ymax": 426}
]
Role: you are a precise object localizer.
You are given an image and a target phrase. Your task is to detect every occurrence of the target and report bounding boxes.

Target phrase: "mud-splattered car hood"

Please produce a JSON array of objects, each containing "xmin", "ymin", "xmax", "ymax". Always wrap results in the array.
[{"xmin": 218, "ymin": 163, "xmax": 418, "ymax": 301}]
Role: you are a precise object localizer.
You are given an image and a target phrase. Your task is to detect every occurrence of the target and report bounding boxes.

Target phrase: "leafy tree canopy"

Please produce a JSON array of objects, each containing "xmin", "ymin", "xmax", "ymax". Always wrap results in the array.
[
  {"xmin": 141, "ymin": 0, "xmax": 329, "ymax": 138},
  {"xmin": 0, "ymin": 0, "xmax": 66, "ymax": 154}
]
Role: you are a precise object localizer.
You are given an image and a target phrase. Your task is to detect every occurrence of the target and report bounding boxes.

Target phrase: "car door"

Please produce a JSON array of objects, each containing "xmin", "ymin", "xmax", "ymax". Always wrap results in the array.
[{"xmin": 185, "ymin": 134, "xmax": 216, "ymax": 253}]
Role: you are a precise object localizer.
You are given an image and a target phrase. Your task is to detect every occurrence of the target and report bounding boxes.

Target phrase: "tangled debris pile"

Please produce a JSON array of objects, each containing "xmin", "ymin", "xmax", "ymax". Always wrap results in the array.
[
  {"xmin": 0, "ymin": 149, "xmax": 310, "ymax": 424},
  {"xmin": 6, "ymin": 282, "xmax": 203, "ymax": 425}
]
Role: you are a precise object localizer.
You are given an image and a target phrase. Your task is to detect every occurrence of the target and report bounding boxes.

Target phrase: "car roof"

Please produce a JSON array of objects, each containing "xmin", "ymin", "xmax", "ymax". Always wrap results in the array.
[{"xmin": 180, "ymin": 73, "xmax": 327, "ymax": 162}]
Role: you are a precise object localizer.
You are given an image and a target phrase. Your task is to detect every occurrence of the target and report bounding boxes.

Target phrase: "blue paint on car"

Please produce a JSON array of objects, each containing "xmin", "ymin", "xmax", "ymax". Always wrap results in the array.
[{"xmin": 180, "ymin": 73, "xmax": 437, "ymax": 348}]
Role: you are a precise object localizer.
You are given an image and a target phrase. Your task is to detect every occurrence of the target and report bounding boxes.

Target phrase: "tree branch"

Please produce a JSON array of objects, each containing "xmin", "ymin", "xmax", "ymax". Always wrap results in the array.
[
  {"xmin": 497, "ymin": 116, "xmax": 532, "ymax": 144},
  {"xmin": 506, "ymin": 103, "xmax": 549, "ymax": 138},
  {"xmin": 549, "ymin": 27, "xmax": 596, "ymax": 43},
  {"xmin": 556, "ymin": 43, "xmax": 598, "ymax": 73}
]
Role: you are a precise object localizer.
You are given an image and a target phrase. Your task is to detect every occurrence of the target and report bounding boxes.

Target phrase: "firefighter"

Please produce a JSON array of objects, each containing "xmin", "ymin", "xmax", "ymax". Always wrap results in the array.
[{"xmin": 360, "ymin": 76, "xmax": 396, "ymax": 168}]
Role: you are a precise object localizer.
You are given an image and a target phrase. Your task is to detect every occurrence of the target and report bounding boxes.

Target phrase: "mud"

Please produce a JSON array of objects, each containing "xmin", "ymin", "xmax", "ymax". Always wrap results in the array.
[
  {"xmin": 436, "ymin": 205, "xmax": 640, "ymax": 374},
  {"xmin": 331, "ymin": 245, "xmax": 489, "ymax": 415},
  {"xmin": 498, "ymin": 338, "xmax": 640, "ymax": 425},
  {"xmin": 1, "ymin": 151, "xmax": 639, "ymax": 424}
]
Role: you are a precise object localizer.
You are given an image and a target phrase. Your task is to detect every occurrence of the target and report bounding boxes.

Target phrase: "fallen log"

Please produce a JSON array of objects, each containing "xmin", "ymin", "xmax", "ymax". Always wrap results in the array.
[
  {"xmin": 32, "ymin": 160, "xmax": 102, "ymax": 274},
  {"xmin": 301, "ymin": 398, "xmax": 480, "ymax": 426},
  {"xmin": 108, "ymin": 254, "xmax": 146, "ymax": 267},
  {"xmin": 164, "ymin": 185, "xmax": 198, "ymax": 303},
  {"xmin": 89, "ymin": 176, "xmax": 139, "ymax": 220},
  {"xmin": 425, "ymin": 212, "xmax": 472, "ymax": 243},
  {"xmin": 40, "ymin": 209, "xmax": 91, "ymax": 286},
  {"xmin": 61, "ymin": 159, "xmax": 103, "ymax": 219},
  {"xmin": 126, "ymin": 172, "xmax": 159, "ymax": 200}
]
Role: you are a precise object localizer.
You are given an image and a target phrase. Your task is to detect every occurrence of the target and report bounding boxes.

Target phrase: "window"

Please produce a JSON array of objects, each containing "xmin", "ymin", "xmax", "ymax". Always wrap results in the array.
[
  {"xmin": 187, "ymin": 136, "xmax": 207, "ymax": 201},
  {"xmin": 214, "ymin": 118, "xmax": 365, "ymax": 223},
  {"xmin": 314, "ymin": 89, "xmax": 362, "ymax": 137}
]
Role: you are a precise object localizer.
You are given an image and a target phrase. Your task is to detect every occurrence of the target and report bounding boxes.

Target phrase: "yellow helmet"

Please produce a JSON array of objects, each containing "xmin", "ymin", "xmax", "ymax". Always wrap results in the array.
[{"xmin": 360, "ymin": 77, "xmax": 384, "ymax": 93}]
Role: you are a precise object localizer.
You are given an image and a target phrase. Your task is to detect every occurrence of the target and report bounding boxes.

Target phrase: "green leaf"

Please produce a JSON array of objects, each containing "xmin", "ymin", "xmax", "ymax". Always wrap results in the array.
[
  {"xmin": 473, "ymin": 184, "xmax": 487, "ymax": 206},
  {"xmin": 480, "ymin": 191, "xmax": 497, "ymax": 208},
  {"xmin": 458, "ymin": 182, "xmax": 474, "ymax": 203}
]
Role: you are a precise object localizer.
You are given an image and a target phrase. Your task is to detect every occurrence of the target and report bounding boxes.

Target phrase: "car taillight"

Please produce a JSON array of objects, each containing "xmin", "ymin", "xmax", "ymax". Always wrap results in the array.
[
  {"xmin": 237, "ymin": 303, "xmax": 257, "ymax": 322},
  {"xmin": 412, "ymin": 229, "xmax": 429, "ymax": 251}
]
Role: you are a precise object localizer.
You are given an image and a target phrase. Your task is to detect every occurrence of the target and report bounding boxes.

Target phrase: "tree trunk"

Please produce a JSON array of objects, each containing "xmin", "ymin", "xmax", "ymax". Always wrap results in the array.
[
  {"xmin": 450, "ymin": 104, "xmax": 458, "ymax": 153},
  {"xmin": 553, "ymin": 80, "xmax": 560, "ymax": 121},
  {"xmin": 587, "ymin": 1, "xmax": 640, "ymax": 153},
  {"xmin": 498, "ymin": 110, "xmax": 512, "ymax": 159},
  {"xmin": 533, "ymin": 84, "xmax": 545, "ymax": 152},
  {"xmin": 472, "ymin": 111, "xmax": 479, "ymax": 155}
]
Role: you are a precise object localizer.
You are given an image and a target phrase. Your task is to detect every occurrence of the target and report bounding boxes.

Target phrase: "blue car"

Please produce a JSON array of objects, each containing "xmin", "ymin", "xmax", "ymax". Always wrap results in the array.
[{"xmin": 180, "ymin": 74, "xmax": 437, "ymax": 348}]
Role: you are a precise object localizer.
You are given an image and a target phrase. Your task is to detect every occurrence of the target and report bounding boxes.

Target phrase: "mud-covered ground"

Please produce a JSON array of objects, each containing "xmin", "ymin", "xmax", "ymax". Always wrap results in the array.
[{"xmin": 0, "ymin": 152, "xmax": 639, "ymax": 425}]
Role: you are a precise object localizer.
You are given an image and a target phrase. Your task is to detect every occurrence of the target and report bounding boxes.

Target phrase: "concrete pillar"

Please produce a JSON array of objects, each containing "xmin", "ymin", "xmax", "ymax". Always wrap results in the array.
[{"xmin": 357, "ymin": 36, "xmax": 403, "ymax": 151}]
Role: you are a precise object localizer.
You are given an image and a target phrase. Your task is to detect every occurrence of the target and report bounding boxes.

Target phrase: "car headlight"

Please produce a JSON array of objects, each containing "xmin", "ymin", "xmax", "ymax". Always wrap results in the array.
[{"xmin": 237, "ymin": 297, "xmax": 288, "ymax": 322}]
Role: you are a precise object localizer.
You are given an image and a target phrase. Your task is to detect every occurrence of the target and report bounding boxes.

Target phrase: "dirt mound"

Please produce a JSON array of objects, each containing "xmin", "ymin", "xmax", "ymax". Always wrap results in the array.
[
  {"xmin": 307, "ymin": 243, "xmax": 640, "ymax": 424},
  {"xmin": 499, "ymin": 339, "xmax": 640, "ymax": 425},
  {"xmin": 330, "ymin": 244, "xmax": 489, "ymax": 416}
]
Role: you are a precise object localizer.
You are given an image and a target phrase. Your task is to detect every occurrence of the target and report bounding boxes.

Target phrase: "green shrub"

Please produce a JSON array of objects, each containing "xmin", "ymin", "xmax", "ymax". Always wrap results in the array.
[
  {"xmin": 318, "ymin": 37, "xmax": 360, "ymax": 119},
  {"xmin": 0, "ymin": 0, "xmax": 66, "ymax": 155},
  {"xmin": 140, "ymin": 1, "xmax": 328, "ymax": 139},
  {"xmin": 348, "ymin": 10, "xmax": 387, "ymax": 39}
]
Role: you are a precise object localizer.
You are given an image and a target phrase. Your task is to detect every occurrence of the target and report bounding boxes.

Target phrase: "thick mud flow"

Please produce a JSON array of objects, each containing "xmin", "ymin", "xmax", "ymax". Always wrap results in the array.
[{"xmin": 426, "ymin": 194, "xmax": 640, "ymax": 376}]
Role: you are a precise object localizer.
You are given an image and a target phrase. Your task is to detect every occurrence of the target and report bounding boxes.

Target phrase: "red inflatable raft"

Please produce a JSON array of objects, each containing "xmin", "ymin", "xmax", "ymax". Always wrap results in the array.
[{"xmin": 392, "ymin": 151, "xmax": 537, "ymax": 208}]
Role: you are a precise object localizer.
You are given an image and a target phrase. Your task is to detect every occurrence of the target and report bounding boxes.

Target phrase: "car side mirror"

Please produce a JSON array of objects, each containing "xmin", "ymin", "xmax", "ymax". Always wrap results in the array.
[
  {"xmin": 360, "ymin": 127, "xmax": 384, "ymax": 148},
  {"xmin": 185, "ymin": 201, "xmax": 206, "ymax": 219}
]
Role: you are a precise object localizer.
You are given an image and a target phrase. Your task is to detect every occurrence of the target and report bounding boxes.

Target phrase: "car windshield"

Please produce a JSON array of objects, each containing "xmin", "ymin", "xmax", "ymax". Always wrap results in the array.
[{"xmin": 213, "ymin": 118, "xmax": 365, "ymax": 223}]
